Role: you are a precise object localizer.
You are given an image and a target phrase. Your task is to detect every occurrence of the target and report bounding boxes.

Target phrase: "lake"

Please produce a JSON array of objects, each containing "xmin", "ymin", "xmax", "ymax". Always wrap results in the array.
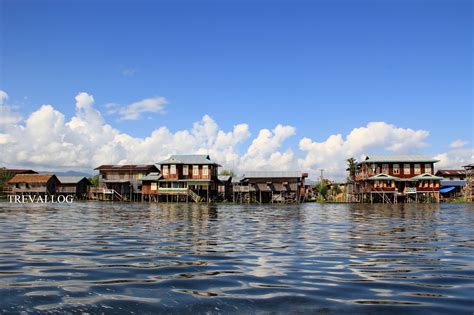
[{"xmin": 0, "ymin": 202, "xmax": 473, "ymax": 314}]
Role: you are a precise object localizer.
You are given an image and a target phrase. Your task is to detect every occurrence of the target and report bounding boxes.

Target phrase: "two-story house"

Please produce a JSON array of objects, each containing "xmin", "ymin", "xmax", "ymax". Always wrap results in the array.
[
  {"xmin": 93, "ymin": 164, "xmax": 159, "ymax": 201},
  {"xmin": 156, "ymin": 155, "xmax": 221, "ymax": 202},
  {"xmin": 353, "ymin": 154, "xmax": 442, "ymax": 203}
]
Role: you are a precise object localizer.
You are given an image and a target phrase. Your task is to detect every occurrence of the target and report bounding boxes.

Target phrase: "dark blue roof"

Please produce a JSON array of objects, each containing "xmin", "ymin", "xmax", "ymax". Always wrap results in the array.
[{"xmin": 440, "ymin": 180, "xmax": 467, "ymax": 187}]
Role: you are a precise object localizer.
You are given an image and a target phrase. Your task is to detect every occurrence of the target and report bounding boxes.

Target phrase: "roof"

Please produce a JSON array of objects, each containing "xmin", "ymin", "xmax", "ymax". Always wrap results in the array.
[
  {"xmin": 218, "ymin": 175, "xmax": 231, "ymax": 182},
  {"xmin": 1, "ymin": 169, "xmax": 37, "ymax": 175},
  {"xmin": 157, "ymin": 155, "xmax": 221, "ymax": 166},
  {"xmin": 359, "ymin": 154, "xmax": 439, "ymax": 164},
  {"xmin": 8, "ymin": 174, "xmax": 56, "ymax": 184},
  {"xmin": 140, "ymin": 172, "xmax": 162, "ymax": 181},
  {"xmin": 463, "ymin": 163, "xmax": 474, "ymax": 169},
  {"xmin": 410, "ymin": 173, "xmax": 444, "ymax": 181},
  {"xmin": 94, "ymin": 164, "xmax": 158, "ymax": 171},
  {"xmin": 367, "ymin": 173, "xmax": 399, "ymax": 181},
  {"xmin": 441, "ymin": 180, "xmax": 467, "ymax": 187},
  {"xmin": 435, "ymin": 170, "xmax": 465, "ymax": 176},
  {"xmin": 57, "ymin": 176, "xmax": 91, "ymax": 185},
  {"xmin": 242, "ymin": 171, "xmax": 305, "ymax": 179}
]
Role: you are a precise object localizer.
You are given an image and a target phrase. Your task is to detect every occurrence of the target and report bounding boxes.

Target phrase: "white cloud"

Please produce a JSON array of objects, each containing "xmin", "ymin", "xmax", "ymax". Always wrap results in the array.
[
  {"xmin": 434, "ymin": 148, "xmax": 474, "ymax": 169},
  {"xmin": 0, "ymin": 90, "xmax": 22, "ymax": 127},
  {"xmin": 108, "ymin": 96, "xmax": 168, "ymax": 120},
  {"xmin": 450, "ymin": 139, "xmax": 468, "ymax": 148},
  {"xmin": 298, "ymin": 122, "xmax": 431, "ymax": 178},
  {"xmin": 0, "ymin": 91, "xmax": 469, "ymax": 178}
]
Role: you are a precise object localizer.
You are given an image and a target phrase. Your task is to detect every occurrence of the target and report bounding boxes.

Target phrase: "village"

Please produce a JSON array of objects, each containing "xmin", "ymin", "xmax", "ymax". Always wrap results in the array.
[{"xmin": 1, "ymin": 154, "xmax": 473, "ymax": 204}]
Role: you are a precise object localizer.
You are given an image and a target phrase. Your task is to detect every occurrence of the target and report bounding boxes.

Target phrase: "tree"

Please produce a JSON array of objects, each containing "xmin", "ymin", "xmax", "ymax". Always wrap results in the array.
[
  {"xmin": 89, "ymin": 175, "xmax": 100, "ymax": 187},
  {"xmin": 313, "ymin": 179, "xmax": 330, "ymax": 201},
  {"xmin": 219, "ymin": 169, "xmax": 235, "ymax": 177},
  {"xmin": 346, "ymin": 157, "xmax": 357, "ymax": 181},
  {"xmin": 0, "ymin": 168, "xmax": 14, "ymax": 194}
]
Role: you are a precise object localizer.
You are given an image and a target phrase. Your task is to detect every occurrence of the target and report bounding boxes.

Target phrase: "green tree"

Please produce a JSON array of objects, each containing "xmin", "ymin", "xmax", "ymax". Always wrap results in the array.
[
  {"xmin": 0, "ymin": 168, "xmax": 14, "ymax": 194},
  {"xmin": 313, "ymin": 179, "xmax": 330, "ymax": 201},
  {"xmin": 219, "ymin": 169, "xmax": 235, "ymax": 177},
  {"xmin": 89, "ymin": 175, "xmax": 100, "ymax": 187},
  {"xmin": 346, "ymin": 157, "xmax": 357, "ymax": 181}
]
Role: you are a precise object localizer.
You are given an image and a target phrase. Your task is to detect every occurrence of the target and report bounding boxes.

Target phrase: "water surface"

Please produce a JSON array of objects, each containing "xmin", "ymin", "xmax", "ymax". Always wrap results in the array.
[{"xmin": 0, "ymin": 202, "xmax": 473, "ymax": 314}]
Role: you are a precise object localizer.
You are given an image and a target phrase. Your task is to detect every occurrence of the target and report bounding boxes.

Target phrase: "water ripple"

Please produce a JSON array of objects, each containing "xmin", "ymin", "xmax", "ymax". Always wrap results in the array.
[{"xmin": 0, "ymin": 202, "xmax": 473, "ymax": 314}]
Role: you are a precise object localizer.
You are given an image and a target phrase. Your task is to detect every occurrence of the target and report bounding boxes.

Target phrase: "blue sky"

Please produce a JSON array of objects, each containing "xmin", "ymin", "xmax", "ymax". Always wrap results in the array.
[{"xmin": 0, "ymin": 0, "xmax": 472, "ymax": 175}]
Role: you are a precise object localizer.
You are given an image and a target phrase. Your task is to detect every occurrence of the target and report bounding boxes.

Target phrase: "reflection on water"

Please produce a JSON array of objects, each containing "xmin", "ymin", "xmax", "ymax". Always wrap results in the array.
[{"xmin": 0, "ymin": 202, "xmax": 473, "ymax": 314}]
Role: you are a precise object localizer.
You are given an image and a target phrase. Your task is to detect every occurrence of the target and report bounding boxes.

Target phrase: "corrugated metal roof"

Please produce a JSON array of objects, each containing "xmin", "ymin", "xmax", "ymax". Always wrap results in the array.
[
  {"xmin": 441, "ymin": 180, "xmax": 467, "ymax": 187},
  {"xmin": 242, "ymin": 171, "xmax": 303, "ymax": 178},
  {"xmin": 57, "ymin": 176, "xmax": 90, "ymax": 184},
  {"xmin": 94, "ymin": 164, "xmax": 158, "ymax": 171},
  {"xmin": 157, "ymin": 154, "xmax": 221, "ymax": 165},
  {"xmin": 140, "ymin": 172, "xmax": 162, "ymax": 181},
  {"xmin": 435, "ymin": 170, "xmax": 465, "ymax": 176},
  {"xmin": 360, "ymin": 154, "xmax": 439, "ymax": 163},
  {"xmin": 8, "ymin": 174, "xmax": 56, "ymax": 184}
]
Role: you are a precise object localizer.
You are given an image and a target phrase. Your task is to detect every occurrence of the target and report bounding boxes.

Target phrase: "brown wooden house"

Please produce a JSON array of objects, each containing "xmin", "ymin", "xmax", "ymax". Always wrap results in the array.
[
  {"xmin": 156, "ymin": 155, "xmax": 221, "ymax": 202},
  {"xmin": 351, "ymin": 154, "xmax": 442, "ymax": 203},
  {"xmin": 92, "ymin": 164, "xmax": 159, "ymax": 201},
  {"xmin": 7, "ymin": 174, "xmax": 60, "ymax": 196},
  {"xmin": 233, "ymin": 171, "xmax": 308, "ymax": 203},
  {"xmin": 57, "ymin": 176, "xmax": 92, "ymax": 199}
]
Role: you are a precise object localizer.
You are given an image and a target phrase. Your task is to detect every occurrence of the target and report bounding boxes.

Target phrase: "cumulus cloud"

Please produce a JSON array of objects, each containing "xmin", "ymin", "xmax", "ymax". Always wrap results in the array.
[
  {"xmin": 450, "ymin": 139, "xmax": 468, "ymax": 148},
  {"xmin": 107, "ymin": 96, "xmax": 168, "ymax": 120},
  {"xmin": 1, "ymin": 91, "xmax": 467, "ymax": 178},
  {"xmin": 434, "ymin": 148, "xmax": 474, "ymax": 169},
  {"xmin": 298, "ymin": 122, "xmax": 431, "ymax": 178}
]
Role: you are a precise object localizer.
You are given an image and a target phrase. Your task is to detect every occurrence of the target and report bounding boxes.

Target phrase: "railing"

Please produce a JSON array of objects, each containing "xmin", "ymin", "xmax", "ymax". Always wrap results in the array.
[
  {"xmin": 233, "ymin": 186, "xmax": 250, "ymax": 192},
  {"xmin": 188, "ymin": 189, "xmax": 201, "ymax": 202},
  {"xmin": 158, "ymin": 187, "xmax": 188, "ymax": 194}
]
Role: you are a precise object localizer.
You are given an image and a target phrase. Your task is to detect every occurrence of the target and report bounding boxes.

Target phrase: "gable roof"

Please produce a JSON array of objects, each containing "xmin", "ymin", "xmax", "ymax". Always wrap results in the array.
[
  {"xmin": 367, "ymin": 173, "xmax": 400, "ymax": 181},
  {"xmin": 8, "ymin": 174, "xmax": 57, "ymax": 184},
  {"xmin": 242, "ymin": 171, "xmax": 305, "ymax": 179},
  {"xmin": 57, "ymin": 176, "xmax": 91, "ymax": 185},
  {"xmin": 410, "ymin": 173, "xmax": 444, "ymax": 181},
  {"xmin": 157, "ymin": 154, "xmax": 221, "ymax": 166},
  {"xmin": 94, "ymin": 164, "xmax": 159, "ymax": 172},
  {"xmin": 435, "ymin": 169, "xmax": 465, "ymax": 176},
  {"xmin": 359, "ymin": 154, "xmax": 439, "ymax": 164}
]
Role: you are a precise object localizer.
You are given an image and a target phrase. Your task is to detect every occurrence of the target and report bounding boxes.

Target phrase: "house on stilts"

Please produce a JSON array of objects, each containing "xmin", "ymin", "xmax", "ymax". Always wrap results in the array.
[
  {"xmin": 143, "ymin": 155, "xmax": 221, "ymax": 203},
  {"xmin": 232, "ymin": 171, "xmax": 308, "ymax": 204},
  {"xmin": 350, "ymin": 154, "xmax": 442, "ymax": 203}
]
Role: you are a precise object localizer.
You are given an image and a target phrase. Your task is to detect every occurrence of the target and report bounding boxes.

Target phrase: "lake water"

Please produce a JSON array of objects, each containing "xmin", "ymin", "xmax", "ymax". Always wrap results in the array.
[{"xmin": 0, "ymin": 202, "xmax": 473, "ymax": 314}]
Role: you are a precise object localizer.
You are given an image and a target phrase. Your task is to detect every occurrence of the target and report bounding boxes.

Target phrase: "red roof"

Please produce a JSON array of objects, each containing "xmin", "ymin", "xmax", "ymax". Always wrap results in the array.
[{"xmin": 8, "ymin": 174, "xmax": 57, "ymax": 184}]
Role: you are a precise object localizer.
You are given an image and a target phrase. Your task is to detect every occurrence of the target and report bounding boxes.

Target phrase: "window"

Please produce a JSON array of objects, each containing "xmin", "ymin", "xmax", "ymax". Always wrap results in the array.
[
  {"xmin": 203, "ymin": 165, "xmax": 209, "ymax": 176},
  {"xmin": 382, "ymin": 164, "xmax": 389, "ymax": 174},
  {"xmin": 170, "ymin": 164, "xmax": 176, "ymax": 175},
  {"xmin": 393, "ymin": 164, "xmax": 400, "ymax": 175},
  {"xmin": 414, "ymin": 164, "xmax": 421, "ymax": 175},
  {"xmin": 404, "ymin": 164, "xmax": 411, "ymax": 175},
  {"xmin": 425, "ymin": 164, "xmax": 432, "ymax": 174},
  {"xmin": 183, "ymin": 165, "xmax": 188, "ymax": 175},
  {"xmin": 151, "ymin": 182, "xmax": 157, "ymax": 191},
  {"xmin": 193, "ymin": 165, "xmax": 199, "ymax": 176},
  {"xmin": 162, "ymin": 165, "xmax": 169, "ymax": 175}
]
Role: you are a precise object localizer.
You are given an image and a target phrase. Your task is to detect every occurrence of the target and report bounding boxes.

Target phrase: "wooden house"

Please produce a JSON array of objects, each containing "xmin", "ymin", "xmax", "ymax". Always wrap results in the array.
[
  {"xmin": 233, "ymin": 171, "xmax": 308, "ymax": 203},
  {"xmin": 92, "ymin": 164, "xmax": 159, "ymax": 201},
  {"xmin": 351, "ymin": 154, "xmax": 442, "ymax": 203},
  {"xmin": 217, "ymin": 175, "xmax": 233, "ymax": 201},
  {"xmin": 7, "ymin": 174, "xmax": 60, "ymax": 196},
  {"xmin": 434, "ymin": 170, "xmax": 467, "ymax": 200},
  {"xmin": 156, "ymin": 155, "xmax": 221, "ymax": 202},
  {"xmin": 57, "ymin": 176, "xmax": 92, "ymax": 199},
  {"xmin": 140, "ymin": 172, "xmax": 161, "ymax": 202}
]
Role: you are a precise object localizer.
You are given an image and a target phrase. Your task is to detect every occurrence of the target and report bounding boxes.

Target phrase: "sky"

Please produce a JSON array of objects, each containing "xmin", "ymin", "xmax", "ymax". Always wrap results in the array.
[{"xmin": 0, "ymin": 0, "xmax": 472, "ymax": 178}]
